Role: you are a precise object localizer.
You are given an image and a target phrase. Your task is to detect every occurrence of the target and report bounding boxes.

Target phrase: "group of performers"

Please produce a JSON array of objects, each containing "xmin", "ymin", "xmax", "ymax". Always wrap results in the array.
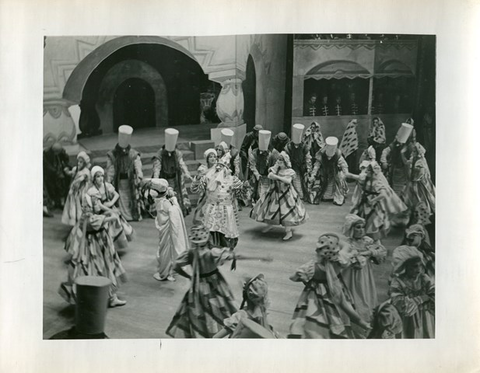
[{"xmin": 44, "ymin": 115, "xmax": 435, "ymax": 339}]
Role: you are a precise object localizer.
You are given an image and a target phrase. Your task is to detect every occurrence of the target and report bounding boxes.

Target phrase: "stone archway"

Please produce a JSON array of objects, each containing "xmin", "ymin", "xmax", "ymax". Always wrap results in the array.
[
  {"xmin": 96, "ymin": 59, "xmax": 168, "ymax": 134},
  {"xmin": 63, "ymin": 35, "xmax": 201, "ymax": 104}
]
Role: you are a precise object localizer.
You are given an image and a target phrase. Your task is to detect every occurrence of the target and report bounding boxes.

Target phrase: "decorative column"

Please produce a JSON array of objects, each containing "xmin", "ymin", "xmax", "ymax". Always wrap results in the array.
[
  {"xmin": 209, "ymin": 75, "xmax": 246, "ymax": 148},
  {"xmin": 43, "ymin": 100, "xmax": 79, "ymax": 149},
  {"xmin": 216, "ymin": 78, "xmax": 245, "ymax": 128}
]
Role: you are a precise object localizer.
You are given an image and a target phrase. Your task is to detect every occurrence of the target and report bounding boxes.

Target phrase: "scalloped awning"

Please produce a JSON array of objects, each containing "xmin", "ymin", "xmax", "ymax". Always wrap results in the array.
[{"xmin": 305, "ymin": 60, "xmax": 372, "ymax": 80}]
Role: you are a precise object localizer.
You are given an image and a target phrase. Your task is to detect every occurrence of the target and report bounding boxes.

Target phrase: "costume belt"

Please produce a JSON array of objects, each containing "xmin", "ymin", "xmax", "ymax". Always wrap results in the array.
[{"xmin": 200, "ymin": 269, "xmax": 219, "ymax": 278}]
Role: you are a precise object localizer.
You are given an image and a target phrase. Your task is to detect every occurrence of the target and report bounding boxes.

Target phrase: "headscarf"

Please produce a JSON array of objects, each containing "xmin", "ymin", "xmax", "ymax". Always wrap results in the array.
[
  {"xmin": 216, "ymin": 142, "xmax": 228, "ymax": 157},
  {"xmin": 405, "ymin": 224, "xmax": 426, "ymax": 239},
  {"xmin": 392, "ymin": 245, "xmax": 424, "ymax": 274},
  {"xmin": 90, "ymin": 166, "xmax": 104, "ymax": 179},
  {"xmin": 369, "ymin": 117, "xmax": 386, "ymax": 144},
  {"xmin": 203, "ymin": 148, "xmax": 217, "ymax": 161},
  {"xmin": 340, "ymin": 119, "xmax": 359, "ymax": 158},
  {"xmin": 241, "ymin": 274, "xmax": 269, "ymax": 309},
  {"xmin": 278, "ymin": 151, "xmax": 292, "ymax": 168},
  {"xmin": 342, "ymin": 214, "xmax": 365, "ymax": 238},
  {"xmin": 77, "ymin": 151, "xmax": 91, "ymax": 168},
  {"xmin": 302, "ymin": 121, "xmax": 325, "ymax": 152}
]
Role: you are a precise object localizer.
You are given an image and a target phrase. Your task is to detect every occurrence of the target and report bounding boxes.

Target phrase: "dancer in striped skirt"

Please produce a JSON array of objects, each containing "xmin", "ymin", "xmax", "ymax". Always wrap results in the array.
[
  {"xmin": 288, "ymin": 234, "xmax": 370, "ymax": 339},
  {"xmin": 250, "ymin": 151, "xmax": 308, "ymax": 241}
]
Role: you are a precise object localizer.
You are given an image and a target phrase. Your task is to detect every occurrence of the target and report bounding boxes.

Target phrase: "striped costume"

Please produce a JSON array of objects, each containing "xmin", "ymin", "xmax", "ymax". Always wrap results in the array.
[
  {"xmin": 288, "ymin": 260, "xmax": 354, "ymax": 339},
  {"xmin": 59, "ymin": 211, "xmax": 127, "ymax": 304},
  {"xmin": 250, "ymin": 168, "xmax": 308, "ymax": 227},
  {"xmin": 166, "ymin": 245, "xmax": 237, "ymax": 338}
]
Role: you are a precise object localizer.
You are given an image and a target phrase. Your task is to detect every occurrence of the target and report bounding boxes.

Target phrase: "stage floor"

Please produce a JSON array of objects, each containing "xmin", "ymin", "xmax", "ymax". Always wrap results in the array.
[{"xmin": 43, "ymin": 187, "xmax": 404, "ymax": 339}]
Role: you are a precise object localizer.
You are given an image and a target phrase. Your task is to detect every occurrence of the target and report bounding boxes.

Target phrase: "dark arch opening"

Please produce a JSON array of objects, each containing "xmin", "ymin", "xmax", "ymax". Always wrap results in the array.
[
  {"xmin": 243, "ymin": 54, "xmax": 256, "ymax": 132},
  {"xmin": 113, "ymin": 78, "xmax": 155, "ymax": 132},
  {"xmin": 80, "ymin": 43, "xmax": 219, "ymax": 135}
]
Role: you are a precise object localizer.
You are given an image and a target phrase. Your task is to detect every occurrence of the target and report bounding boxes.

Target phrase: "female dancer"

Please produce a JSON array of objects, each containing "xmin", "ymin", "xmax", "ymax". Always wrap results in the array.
[
  {"xmin": 347, "ymin": 161, "xmax": 407, "ymax": 240},
  {"xmin": 191, "ymin": 148, "xmax": 217, "ymax": 225},
  {"xmin": 390, "ymin": 245, "xmax": 435, "ymax": 338},
  {"xmin": 61, "ymin": 151, "xmax": 91, "ymax": 226},
  {"xmin": 166, "ymin": 225, "xmax": 271, "ymax": 338},
  {"xmin": 288, "ymin": 233, "xmax": 371, "ymax": 339},
  {"xmin": 59, "ymin": 193, "xmax": 127, "ymax": 307},
  {"xmin": 213, "ymin": 274, "xmax": 277, "ymax": 338},
  {"xmin": 401, "ymin": 142, "xmax": 435, "ymax": 226},
  {"xmin": 341, "ymin": 214, "xmax": 387, "ymax": 322},
  {"xmin": 88, "ymin": 166, "xmax": 134, "ymax": 251},
  {"xmin": 250, "ymin": 151, "xmax": 308, "ymax": 241}
]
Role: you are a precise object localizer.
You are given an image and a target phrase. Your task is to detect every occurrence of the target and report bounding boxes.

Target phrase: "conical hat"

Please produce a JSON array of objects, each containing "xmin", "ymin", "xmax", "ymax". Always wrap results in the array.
[
  {"xmin": 221, "ymin": 129, "xmax": 234, "ymax": 146},
  {"xmin": 165, "ymin": 128, "xmax": 179, "ymax": 152},
  {"xmin": 396, "ymin": 123, "xmax": 414, "ymax": 144},
  {"xmin": 118, "ymin": 125, "xmax": 133, "ymax": 148},
  {"xmin": 258, "ymin": 130, "xmax": 271, "ymax": 151},
  {"xmin": 325, "ymin": 136, "xmax": 338, "ymax": 157},
  {"xmin": 291, "ymin": 123, "xmax": 305, "ymax": 144}
]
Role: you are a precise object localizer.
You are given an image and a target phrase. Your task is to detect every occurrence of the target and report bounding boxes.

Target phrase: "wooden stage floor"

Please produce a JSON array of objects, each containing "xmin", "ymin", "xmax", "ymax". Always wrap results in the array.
[{"xmin": 43, "ymin": 187, "xmax": 404, "ymax": 339}]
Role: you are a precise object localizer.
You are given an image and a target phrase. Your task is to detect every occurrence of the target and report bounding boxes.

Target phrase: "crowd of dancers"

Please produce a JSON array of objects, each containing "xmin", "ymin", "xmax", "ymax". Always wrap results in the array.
[{"xmin": 43, "ymin": 116, "xmax": 435, "ymax": 339}]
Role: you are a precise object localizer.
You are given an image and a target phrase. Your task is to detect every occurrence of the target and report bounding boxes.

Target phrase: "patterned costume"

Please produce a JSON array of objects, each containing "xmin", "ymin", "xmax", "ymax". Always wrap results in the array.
[
  {"xmin": 250, "ymin": 152, "xmax": 308, "ymax": 229},
  {"xmin": 302, "ymin": 121, "xmax": 325, "ymax": 161},
  {"xmin": 59, "ymin": 194, "xmax": 127, "ymax": 305},
  {"xmin": 191, "ymin": 148, "xmax": 217, "ymax": 225},
  {"xmin": 390, "ymin": 246, "xmax": 435, "ymax": 338},
  {"xmin": 288, "ymin": 234, "xmax": 361, "ymax": 339},
  {"xmin": 61, "ymin": 152, "xmax": 91, "ymax": 226},
  {"xmin": 340, "ymin": 119, "xmax": 359, "ymax": 174},
  {"xmin": 368, "ymin": 117, "xmax": 386, "ymax": 164},
  {"xmin": 106, "ymin": 126, "xmax": 143, "ymax": 222},
  {"xmin": 249, "ymin": 130, "xmax": 279, "ymax": 202},
  {"xmin": 340, "ymin": 214, "xmax": 387, "ymax": 322},
  {"xmin": 308, "ymin": 138, "xmax": 349, "ymax": 205},
  {"xmin": 350, "ymin": 161, "xmax": 407, "ymax": 240},
  {"xmin": 381, "ymin": 123, "xmax": 414, "ymax": 195},
  {"xmin": 152, "ymin": 133, "xmax": 192, "ymax": 217},
  {"xmin": 166, "ymin": 226, "xmax": 237, "ymax": 338},
  {"xmin": 88, "ymin": 166, "xmax": 134, "ymax": 251},
  {"xmin": 401, "ymin": 143, "xmax": 435, "ymax": 225},
  {"xmin": 191, "ymin": 161, "xmax": 249, "ymax": 249}
]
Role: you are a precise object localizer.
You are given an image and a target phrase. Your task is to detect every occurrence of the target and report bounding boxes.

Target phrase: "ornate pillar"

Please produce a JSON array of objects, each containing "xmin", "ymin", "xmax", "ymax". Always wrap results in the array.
[
  {"xmin": 216, "ymin": 78, "xmax": 245, "ymax": 127},
  {"xmin": 43, "ymin": 100, "xmax": 78, "ymax": 148},
  {"xmin": 209, "ymin": 73, "xmax": 246, "ymax": 148}
]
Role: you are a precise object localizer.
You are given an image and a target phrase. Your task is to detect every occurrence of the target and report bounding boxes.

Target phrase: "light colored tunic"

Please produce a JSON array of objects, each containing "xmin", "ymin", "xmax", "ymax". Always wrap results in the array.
[{"xmin": 154, "ymin": 196, "xmax": 189, "ymax": 280}]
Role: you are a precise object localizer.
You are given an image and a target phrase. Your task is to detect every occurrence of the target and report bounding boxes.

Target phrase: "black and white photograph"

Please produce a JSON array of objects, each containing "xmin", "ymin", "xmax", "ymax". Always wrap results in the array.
[
  {"xmin": 42, "ymin": 33, "xmax": 436, "ymax": 340},
  {"xmin": 1, "ymin": 0, "xmax": 479, "ymax": 372}
]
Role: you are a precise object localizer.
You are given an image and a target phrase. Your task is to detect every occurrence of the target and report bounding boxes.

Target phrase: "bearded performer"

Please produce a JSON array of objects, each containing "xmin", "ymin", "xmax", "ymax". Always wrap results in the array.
[
  {"xmin": 248, "ymin": 130, "xmax": 279, "ymax": 203},
  {"xmin": 284, "ymin": 123, "xmax": 310, "ymax": 200},
  {"xmin": 106, "ymin": 125, "xmax": 143, "ymax": 222},
  {"xmin": 152, "ymin": 128, "xmax": 193, "ymax": 217}
]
